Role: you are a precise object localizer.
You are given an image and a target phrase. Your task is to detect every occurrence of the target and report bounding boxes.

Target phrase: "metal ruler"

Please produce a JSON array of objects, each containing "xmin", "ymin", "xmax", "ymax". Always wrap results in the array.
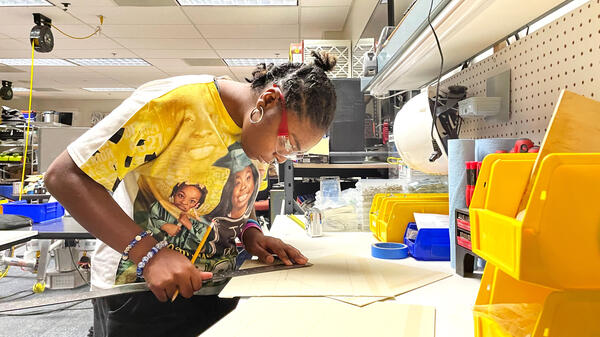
[{"xmin": 0, "ymin": 262, "xmax": 312, "ymax": 313}]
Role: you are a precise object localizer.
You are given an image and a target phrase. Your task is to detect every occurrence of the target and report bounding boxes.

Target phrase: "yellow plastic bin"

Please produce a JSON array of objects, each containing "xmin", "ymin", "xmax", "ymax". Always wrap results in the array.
[
  {"xmin": 377, "ymin": 200, "xmax": 449, "ymax": 243},
  {"xmin": 470, "ymin": 153, "xmax": 600, "ymax": 289},
  {"xmin": 474, "ymin": 263, "xmax": 600, "ymax": 337},
  {"xmin": 369, "ymin": 193, "xmax": 447, "ymax": 236}
]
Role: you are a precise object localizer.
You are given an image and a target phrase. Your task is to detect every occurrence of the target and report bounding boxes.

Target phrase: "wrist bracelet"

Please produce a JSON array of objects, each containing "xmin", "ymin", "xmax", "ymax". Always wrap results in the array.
[
  {"xmin": 136, "ymin": 240, "xmax": 168, "ymax": 279},
  {"xmin": 122, "ymin": 230, "xmax": 152, "ymax": 261}
]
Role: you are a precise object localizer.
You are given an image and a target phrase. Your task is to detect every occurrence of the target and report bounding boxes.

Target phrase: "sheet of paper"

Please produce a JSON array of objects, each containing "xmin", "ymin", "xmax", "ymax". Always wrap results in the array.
[
  {"xmin": 327, "ymin": 296, "xmax": 391, "ymax": 307},
  {"xmin": 220, "ymin": 253, "xmax": 451, "ymax": 298},
  {"xmin": 414, "ymin": 213, "xmax": 450, "ymax": 229},
  {"xmin": 203, "ymin": 297, "xmax": 436, "ymax": 337}
]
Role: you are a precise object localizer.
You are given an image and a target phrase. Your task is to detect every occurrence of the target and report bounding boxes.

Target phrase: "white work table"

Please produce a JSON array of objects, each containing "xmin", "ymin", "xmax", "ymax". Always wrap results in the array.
[{"xmin": 208, "ymin": 215, "xmax": 481, "ymax": 337}]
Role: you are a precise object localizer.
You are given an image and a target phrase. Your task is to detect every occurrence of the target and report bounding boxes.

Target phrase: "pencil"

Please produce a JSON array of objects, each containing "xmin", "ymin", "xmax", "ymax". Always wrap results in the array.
[{"xmin": 170, "ymin": 223, "xmax": 213, "ymax": 302}]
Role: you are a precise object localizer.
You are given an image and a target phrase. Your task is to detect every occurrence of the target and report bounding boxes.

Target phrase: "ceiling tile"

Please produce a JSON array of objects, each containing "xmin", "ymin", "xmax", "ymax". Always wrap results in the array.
[
  {"xmin": 67, "ymin": 7, "xmax": 190, "ymax": 25},
  {"xmin": 208, "ymin": 38, "xmax": 293, "ymax": 50},
  {"xmin": 300, "ymin": 6, "xmax": 350, "ymax": 30},
  {"xmin": 131, "ymin": 49, "xmax": 218, "ymax": 58},
  {"xmin": 217, "ymin": 49, "xmax": 288, "ymax": 58},
  {"xmin": 299, "ymin": 0, "xmax": 352, "ymax": 6},
  {"xmin": 0, "ymin": 7, "xmax": 83, "ymax": 25},
  {"xmin": 197, "ymin": 24, "xmax": 298, "ymax": 39},
  {"xmin": 48, "ymin": 48, "xmax": 137, "ymax": 58},
  {"xmin": 100, "ymin": 24, "xmax": 201, "ymax": 39},
  {"xmin": 160, "ymin": 66, "xmax": 231, "ymax": 77},
  {"xmin": 184, "ymin": 6, "xmax": 298, "ymax": 25},
  {"xmin": 52, "ymin": 37, "xmax": 123, "ymax": 50},
  {"xmin": 115, "ymin": 38, "xmax": 210, "ymax": 49}
]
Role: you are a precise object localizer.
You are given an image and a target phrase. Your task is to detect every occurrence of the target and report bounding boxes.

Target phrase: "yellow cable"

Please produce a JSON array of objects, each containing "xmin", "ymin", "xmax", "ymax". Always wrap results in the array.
[
  {"xmin": 50, "ymin": 24, "xmax": 100, "ymax": 40},
  {"xmin": 0, "ymin": 247, "xmax": 15, "ymax": 280},
  {"xmin": 19, "ymin": 41, "xmax": 35, "ymax": 201},
  {"xmin": 387, "ymin": 156, "xmax": 404, "ymax": 165}
]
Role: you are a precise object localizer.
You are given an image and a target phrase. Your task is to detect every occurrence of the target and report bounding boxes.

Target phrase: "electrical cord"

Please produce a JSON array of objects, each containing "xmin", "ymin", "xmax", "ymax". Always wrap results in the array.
[
  {"xmin": 427, "ymin": 0, "xmax": 445, "ymax": 156},
  {"xmin": 0, "ymin": 299, "xmax": 91, "ymax": 317},
  {"xmin": 50, "ymin": 24, "xmax": 100, "ymax": 40},
  {"xmin": 0, "ymin": 289, "xmax": 34, "ymax": 302},
  {"xmin": 68, "ymin": 245, "xmax": 91, "ymax": 287}
]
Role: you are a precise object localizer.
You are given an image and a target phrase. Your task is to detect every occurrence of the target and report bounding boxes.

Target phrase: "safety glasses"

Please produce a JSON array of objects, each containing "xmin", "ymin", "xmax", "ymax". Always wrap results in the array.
[{"xmin": 274, "ymin": 84, "xmax": 303, "ymax": 161}]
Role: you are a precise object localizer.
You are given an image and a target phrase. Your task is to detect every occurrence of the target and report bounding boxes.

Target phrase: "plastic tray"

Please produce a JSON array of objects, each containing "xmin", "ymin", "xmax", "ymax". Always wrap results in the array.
[{"xmin": 2, "ymin": 200, "xmax": 65, "ymax": 223}]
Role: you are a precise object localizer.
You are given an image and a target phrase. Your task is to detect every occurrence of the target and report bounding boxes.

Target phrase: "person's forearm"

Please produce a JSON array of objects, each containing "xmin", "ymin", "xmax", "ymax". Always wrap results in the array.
[{"xmin": 45, "ymin": 150, "xmax": 156, "ymax": 263}]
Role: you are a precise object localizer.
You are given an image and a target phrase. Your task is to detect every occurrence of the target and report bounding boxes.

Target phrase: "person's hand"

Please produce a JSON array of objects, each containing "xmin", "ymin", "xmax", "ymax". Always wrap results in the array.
[
  {"xmin": 143, "ymin": 248, "xmax": 213, "ymax": 302},
  {"xmin": 161, "ymin": 223, "xmax": 181, "ymax": 237},
  {"xmin": 178, "ymin": 213, "xmax": 193, "ymax": 230},
  {"xmin": 242, "ymin": 227, "xmax": 308, "ymax": 265}
]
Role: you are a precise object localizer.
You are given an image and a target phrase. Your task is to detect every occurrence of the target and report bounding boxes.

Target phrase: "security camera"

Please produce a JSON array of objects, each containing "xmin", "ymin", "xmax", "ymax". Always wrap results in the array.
[
  {"xmin": 0, "ymin": 81, "xmax": 13, "ymax": 101},
  {"xmin": 30, "ymin": 13, "xmax": 54, "ymax": 53}
]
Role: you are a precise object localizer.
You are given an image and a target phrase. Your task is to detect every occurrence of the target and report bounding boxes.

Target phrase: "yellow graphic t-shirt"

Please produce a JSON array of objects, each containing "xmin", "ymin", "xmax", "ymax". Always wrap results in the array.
[{"xmin": 67, "ymin": 75, "xmax": 263, "ymax": 293}]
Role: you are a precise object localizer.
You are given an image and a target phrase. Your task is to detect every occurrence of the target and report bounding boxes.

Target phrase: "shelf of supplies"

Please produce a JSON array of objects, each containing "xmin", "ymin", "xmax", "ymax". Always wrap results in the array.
[{"xmin": 363, "ymin": 0, "xmax": 567, "ymax": 94}]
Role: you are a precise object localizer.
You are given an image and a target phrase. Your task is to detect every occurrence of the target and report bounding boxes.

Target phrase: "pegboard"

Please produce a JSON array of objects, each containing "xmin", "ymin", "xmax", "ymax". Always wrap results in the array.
[{"xmin": 440, "ymin": 0, "xmax": 600, "ymax": 143}]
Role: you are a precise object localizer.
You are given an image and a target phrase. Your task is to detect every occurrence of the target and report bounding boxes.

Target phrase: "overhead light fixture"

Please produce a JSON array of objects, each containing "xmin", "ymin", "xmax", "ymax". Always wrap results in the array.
[
  {"xmin": 30, "ymin": 13, "xmax": 54, "ymax": 53},
  {"xmin": 83, "ymin": 87, "xmax": 136, "ymax": 92},
  {"xmin": 177, "ymin": 0, "xmax": 297, "ymax": 6},
  {"xmin": 0, "ymin": 0, "xmax": 52, "ymax": 6},
  {"xmin": 11, "ymin": 87, "xmax": 30, "ymax": 92},
  {"xmin": 68, "ymin": 58, "xmax": 150, "ymax": 66},
  {"xmin": 223, "ymin": 58, "xmax": 288, "ymax": 67},
  {"xmin": 0, "ymin": 58, "xmax": 75, "ymax": 66}
]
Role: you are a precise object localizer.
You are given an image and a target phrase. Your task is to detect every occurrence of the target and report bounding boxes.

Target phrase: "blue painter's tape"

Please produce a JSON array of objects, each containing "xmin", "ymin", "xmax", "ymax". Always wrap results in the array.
[{"xmin": 371, "ymin": 242, "xmax": 409, "ymax": 260}]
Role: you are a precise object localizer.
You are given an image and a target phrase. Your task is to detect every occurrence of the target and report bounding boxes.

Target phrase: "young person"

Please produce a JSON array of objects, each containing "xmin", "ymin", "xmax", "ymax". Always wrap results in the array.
[{"xmin": 45, "ymin": 51, "xmax": 338, "ymax": 337}]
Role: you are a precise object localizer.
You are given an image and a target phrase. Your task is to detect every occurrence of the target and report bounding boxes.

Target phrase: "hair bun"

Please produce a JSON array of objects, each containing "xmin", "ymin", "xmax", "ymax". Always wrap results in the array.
[{"xmin": 311, "ymin": 50, "xmax": 337, "ymax": 72}]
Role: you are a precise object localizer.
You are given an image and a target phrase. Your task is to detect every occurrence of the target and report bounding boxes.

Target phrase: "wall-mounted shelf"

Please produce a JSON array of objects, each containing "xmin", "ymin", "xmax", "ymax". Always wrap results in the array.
[{"xmin": 363, "ymin": 0, "xmax": 568, "ymax": 95}]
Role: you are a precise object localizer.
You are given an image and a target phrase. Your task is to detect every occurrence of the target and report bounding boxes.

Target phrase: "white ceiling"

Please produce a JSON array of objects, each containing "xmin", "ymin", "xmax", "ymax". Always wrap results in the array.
[{"xmin": 0, "ymin": 0, "xmax": 356, "ymax": 100}]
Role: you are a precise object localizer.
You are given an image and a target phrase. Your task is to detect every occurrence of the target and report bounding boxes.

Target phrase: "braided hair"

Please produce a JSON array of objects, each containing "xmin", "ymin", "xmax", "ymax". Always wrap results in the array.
[{"xmin": 245, "ymin": 50, "xmax": 337, "ymax": 130}]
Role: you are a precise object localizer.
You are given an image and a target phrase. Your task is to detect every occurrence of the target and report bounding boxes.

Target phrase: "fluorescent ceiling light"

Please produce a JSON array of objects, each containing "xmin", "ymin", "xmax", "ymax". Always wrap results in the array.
[
  {"xmin": 0, "ymin": 58, "xmax": 75, "ymax": 66},
  {"xmin": 0, "ymin": 0, "xmax": 52, "ymax": 6},
  {"xmin": 11, "ymin": 87, "xmax": 30, "ymax": 92},
  {"xmin": 224, "ymin": 58, "xmax": 288, "ymax": 67},
  {"xmin": 83, "ymin": 87, "xmax": 136, "ymax": 92},
  {"xmin": 68, "ymin": 58, "xmax": 150, "ymax": 66},
  {"xmin": 177, "ymin": 0, "xmax": 297, "ymax": 6}
]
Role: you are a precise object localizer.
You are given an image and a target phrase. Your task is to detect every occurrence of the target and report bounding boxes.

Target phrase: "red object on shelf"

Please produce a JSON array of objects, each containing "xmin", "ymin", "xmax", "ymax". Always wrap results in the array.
[
  {"xmin": 456, "ymin": 218, "xmax": 471, "ymax": 231},
  {"xmin": 382, "ymin": 121, "xmax": 389, "ymax": 144},
  {"xmin": 528, "ymin": 146, "xmax": 540, "ymax": 153},
  {"xmin": 457, "ymin": 236, "xmax": 472, "ymax": 250},
  {"xmin": 513, "ymin": 138, "xmax": 534, "ymax": 153}
]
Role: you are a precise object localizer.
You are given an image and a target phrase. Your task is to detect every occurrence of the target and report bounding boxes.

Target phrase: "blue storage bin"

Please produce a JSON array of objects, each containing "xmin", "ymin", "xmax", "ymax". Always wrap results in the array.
[
  {"xmin": 2, "ymin": 201, "xmax": 65, "ymax": 223},
  {"xmin": 0, "ymin": 184, "xmax": 13, "ymax": 198},
  {"xmin": 403, "ymin": 222, "xmax": 450, "ymax": 261}
]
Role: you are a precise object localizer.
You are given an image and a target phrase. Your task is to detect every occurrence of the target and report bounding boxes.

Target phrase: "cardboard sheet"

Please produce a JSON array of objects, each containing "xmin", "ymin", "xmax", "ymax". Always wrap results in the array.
[
  {"xmin": 202, "ymin": 297, "xmax": 436, "ymax": 337},
  {"xmin": 517, "ymin": 90, "xmax": 600, "ymax": 214},
  {"xmin": 219, "ymin": 253, "xmax": 451, "ymax": 298}
]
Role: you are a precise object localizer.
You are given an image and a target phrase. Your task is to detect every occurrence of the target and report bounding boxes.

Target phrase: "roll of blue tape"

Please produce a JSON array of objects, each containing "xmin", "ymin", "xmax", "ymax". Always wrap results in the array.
[{"xmin": 371, "ymin": 242, "xmax": 409, "ymax": 259}]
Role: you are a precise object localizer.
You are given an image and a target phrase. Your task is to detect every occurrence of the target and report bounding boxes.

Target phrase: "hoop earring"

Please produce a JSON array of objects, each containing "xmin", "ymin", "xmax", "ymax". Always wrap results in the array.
[{"xmin": 249, "ymin": 106, "xmax": 264, "ymax": 124}]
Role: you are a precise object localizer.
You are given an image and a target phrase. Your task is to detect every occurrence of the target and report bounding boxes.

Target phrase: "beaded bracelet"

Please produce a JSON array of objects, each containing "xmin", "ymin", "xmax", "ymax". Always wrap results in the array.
[
  {"xmin": 136, "ymin": 240, "xmax": 168, "ymax": 279},
  {"xmin": 122, "ymin": 230, "xmax": 152, "ymax": 261}
]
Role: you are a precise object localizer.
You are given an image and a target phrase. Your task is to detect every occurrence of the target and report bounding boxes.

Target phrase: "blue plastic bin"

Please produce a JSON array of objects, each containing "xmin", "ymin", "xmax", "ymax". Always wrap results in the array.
[
  {"xmin": 403, "ymin": 222, "xmax": 450, "ymax": 261},
  {"xmin": 2, "ymin": 201, "xmax": 65, "ymax": 223},
  {"xmin": 0, "ymin": 185, "xmax": 12, "ymax": 199}
]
